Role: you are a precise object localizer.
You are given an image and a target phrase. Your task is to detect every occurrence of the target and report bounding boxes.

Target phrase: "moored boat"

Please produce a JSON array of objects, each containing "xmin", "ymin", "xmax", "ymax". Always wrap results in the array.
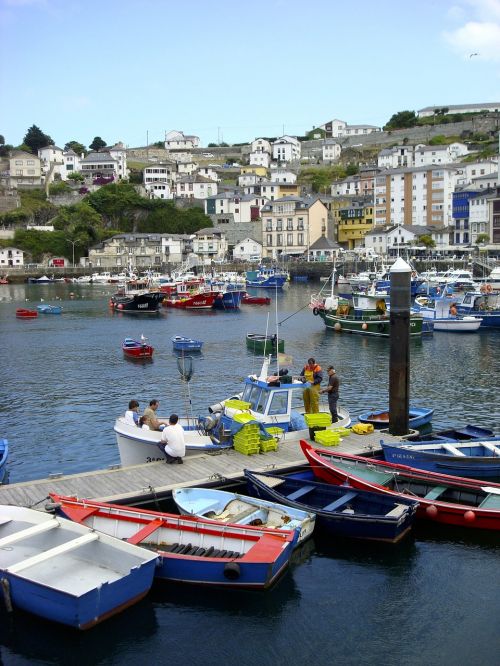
[
  {"xmin": 380, "ymin": 439, "xmax": 500, "ymax": 479},
  {"xmin": 244, "ymin": 469, "xmax": 418, "ymax": 543},
  {"xmin": 122, "ymin": 336, "xmax": 154, "ymax": 358},
  {"xmin": 405, "ymin": 424, "xmax": 496, "ymax": 443},
  {"xmin": 455, "ymin": 288, "xmax": 500, "ymax": 328},
  {"xmin": 246, "ymin": 333, "xmax": 284, "ymax": 354},
  {"xmin": 0, "ymin": 439, "xmax": 8, "ymax": 484},
  {"xmin": 358, "ymin": 406, "xmax": 434, "ymax": 430},
  {"xmin": 300, "ymin": 441, "xmax": 500, "ymax": 531},
  {"xmin": 0, "ymin": 504, "xmax": 157, "ymax": 629},
  {"xmin": 16, "ymin": 308, "xmax": 38, "ymax": 319},
  {"xmin": 163, "ymin": 292, "xmax": 216, "ymax": 309},
  {"xmin": 245, "ymin": 266, "xmax": 288, "ymax": 289},
  {"xmin": 50, "ymin": 494, "xmax": 298, "ymax": 590},
  {"xmin": 36, "ymin": 304, "xmax": 63, "ymax": 314},
  {"xmin": 172, "ymin": 335, "xmax": 203, "ymax": 352},
  {"xmin": 241, "ymin": 293, "xmax": 271, "ymax": 305},
  {"xmin": 172, "ymin": 487, "xmax": 315, "ymax": 544},
  {"xmin": 413, "ymin": 293, "xmax": 482, "ymax": 332},
  {"xmin": 109, "ymin": 290, "xmax": 164, "ymax": 314}
]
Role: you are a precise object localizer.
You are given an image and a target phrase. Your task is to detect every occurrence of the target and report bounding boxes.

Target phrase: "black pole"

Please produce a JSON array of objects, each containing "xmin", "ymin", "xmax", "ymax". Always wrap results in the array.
[{"xmin": 389, "ymin": 258, "xmax": 411, "ymax": 435}]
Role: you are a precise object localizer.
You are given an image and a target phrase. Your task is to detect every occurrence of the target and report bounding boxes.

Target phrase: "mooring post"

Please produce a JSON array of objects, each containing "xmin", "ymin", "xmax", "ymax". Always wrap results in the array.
[{"xmin": 389, "ymin": 258, "xmax": 411, "ymax": 435}]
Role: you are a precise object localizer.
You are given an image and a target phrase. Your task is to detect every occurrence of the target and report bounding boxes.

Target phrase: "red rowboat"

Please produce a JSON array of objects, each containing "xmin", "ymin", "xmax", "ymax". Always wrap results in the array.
[
  {"xmin": 122, "ymin": 337, "xmax": 154, "ymax": 358},
  {"xmin": 16, "ymin": 308, "xmax": 38, "ymax": 319},
  {"xmin": 300, "ymin": 440, "xmax": 500, "ymax": 531},
  {"xmin": 163, "ymin": 292, "xmax": 216, "ymax": 309},
  {"xmin": 241, "ymin": 293, "xmax": 271, "ymax": 305}
]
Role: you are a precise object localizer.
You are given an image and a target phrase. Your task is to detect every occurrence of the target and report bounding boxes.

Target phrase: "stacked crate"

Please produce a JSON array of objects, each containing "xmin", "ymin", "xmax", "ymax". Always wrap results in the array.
[
  {"xmin": 313, "ymin": 429, "xmax": 341, "ymax": 447},
  {"xmin": 259, "ymin": 426, "xmax": 283, "ymax": 452},
  {"xmin": 233, "ymin": 412, "xmax": 260, "ymax": 455},
  {"xmin": 304, "ymin": 412, "xmax": 332, "ymax": 441}
]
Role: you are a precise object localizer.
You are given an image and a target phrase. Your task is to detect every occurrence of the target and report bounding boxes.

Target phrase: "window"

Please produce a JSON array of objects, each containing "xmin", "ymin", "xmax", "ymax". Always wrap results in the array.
[
  {"xmin": 287, "ymin": 233, "xmax": 293, "ymax": 245},
  {"xmin": 268, "ymin": 391, "xmax": 288, "ymax": 416},
  {"xmin": 267, "ymin": 234, "xmax": 273, "ymax": 246},
  {"xmin": 298, "ymin": 233, "xmax": 303, "ymax": 245},
  {"xmin": 277, "ymin": 234, "xmax": 282, "ymax": 246}
]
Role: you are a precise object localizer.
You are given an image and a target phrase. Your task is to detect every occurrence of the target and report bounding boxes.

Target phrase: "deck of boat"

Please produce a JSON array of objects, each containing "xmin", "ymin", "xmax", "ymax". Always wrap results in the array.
[{"xmin": 0, "ymin": 433, "xmax": 404, "ymax": 508}]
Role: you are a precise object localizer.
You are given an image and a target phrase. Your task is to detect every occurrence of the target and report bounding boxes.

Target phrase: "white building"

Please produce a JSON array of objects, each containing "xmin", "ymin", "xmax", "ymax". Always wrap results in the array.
[
  {"xmin": 205, "ymin": 192, "xmax": 264, "ymax": 223},
  {"xmin": 378, "ymin": 146, "xmax": 414, "ymax": 169},
  {"xmin": 249, "ymin": 138, "xmax": 271, "ymax": 167},
  {"xmin": 316, "ymin": 119, "xmax": 347, "ymax": 138},
  {"xmin": 0, "ymin": 247, "xmax": 24, "ymax": 267},
  {"xmin": 322, "ymin": 140, "xmax": 341, "ymax": 163},
  {"xmin": 469, "ymin": 193, "xmax": 492, "ymax": 243},
  {"xmin": 271, "ymin": 168, "xmax": 297, "ymax": 184},
  {"xmin": 232, "ymin": 237, "xmax": 262, "ymax": 261},
  {"xmin": 343, "ymin": 124, "xmax": 380, "ymax": 136},
  {"xmin": 413, "ymin": 142, "xmax": 468, "ymax": 167},
  {"xmin": 165, "ymin": 130, "xmax": 200, "ymax": 150},
  {"xmin": 143, "ymin": 162, "xmax": 177, "ymax": 190},
  {"xmin": 417, "ymin": 103, "xmax": 500, "ymax": 118},
  {"xmin": 108, "ymin": 142, "xmax": 129, "ymax": 180},
  {"xmin": 470, "ymin": 171, "xmax": 499, "ymax": 191},
  {"xmin": 63, "ymin": 149, "xmax": 81, "ymax": 179},
  {"xmin": 272, "ymin": 136, "xmax": 301, "ymax": 163},
  {"xmin": 193, "ymin": 228, "xmax": 228, "ymax": 262},
  {"xmin": 79, "ymin": 151, "xmax": 118, "ymax": 180},
  {"xmin": 196, "ymin": 167, "xmax": 219, "ymax": 182},
  {"xmin": 146, "ymin": 182, "xmax": 173, "ymax": 199},
  {"xmin": 175, "ymin": 175, "xmax": 218, "ymax": 199}
]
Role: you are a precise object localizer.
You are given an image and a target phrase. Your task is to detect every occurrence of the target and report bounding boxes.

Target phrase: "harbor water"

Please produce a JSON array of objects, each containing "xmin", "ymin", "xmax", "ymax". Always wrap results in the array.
[{"xmin": 0, "ymin": 281, "xmax": 499, "ymax": 665}]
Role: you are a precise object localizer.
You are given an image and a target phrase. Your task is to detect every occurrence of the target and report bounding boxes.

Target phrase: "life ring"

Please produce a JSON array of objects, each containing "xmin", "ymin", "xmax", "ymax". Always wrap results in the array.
[
  {"xmin": 486, "ymin": 284, "xmax": 493, "ymax": 294},
  {"xmin": 313, "ymin": 307, "xmax": 320, "ymax": 316}
]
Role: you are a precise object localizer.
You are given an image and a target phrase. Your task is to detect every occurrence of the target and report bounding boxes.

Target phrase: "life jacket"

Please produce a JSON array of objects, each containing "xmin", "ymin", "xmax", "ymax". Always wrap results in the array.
[{"xmin": 304, "ymin": 364, "xmax": 321, "ymax": 384}]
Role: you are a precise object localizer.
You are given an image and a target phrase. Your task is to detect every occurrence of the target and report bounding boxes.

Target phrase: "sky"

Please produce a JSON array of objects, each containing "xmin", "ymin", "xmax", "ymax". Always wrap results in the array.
[{"xmin": 1, "ymin": 0, "xmax": 500, "ymax": 150}]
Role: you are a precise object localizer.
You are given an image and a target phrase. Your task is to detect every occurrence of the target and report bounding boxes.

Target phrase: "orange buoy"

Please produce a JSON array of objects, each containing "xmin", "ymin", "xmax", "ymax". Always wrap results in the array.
[
  {"xmin": 464, "ymin": 510, "xmax": 476, "ymax": 522},
  {"xmin": 426, "ymin": 504, "xmax": 438, "ymax": 518}
]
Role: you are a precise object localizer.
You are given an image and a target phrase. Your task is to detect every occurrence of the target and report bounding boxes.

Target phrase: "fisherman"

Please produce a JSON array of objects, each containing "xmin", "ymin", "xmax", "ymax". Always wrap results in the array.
[
  {"xmin": 159, "ymin": 414, "xmax": 186, "ymax": 464},
  {"xmin": 321, "ymin": 366, "xmax": 340, "ymax": 422},
  {"xmin": 301, "ymin": 357, "xmax": 323, "ymax": 414}
]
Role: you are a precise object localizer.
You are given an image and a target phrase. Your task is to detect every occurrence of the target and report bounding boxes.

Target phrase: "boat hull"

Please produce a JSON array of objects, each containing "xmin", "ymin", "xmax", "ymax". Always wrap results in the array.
[
  {"xmin": 381, "ymin": 440, "xmax": 500, "ymax": 479},
  {"xmin": 16, "ymin": 309, "xmax": 38, "ymax": 319},
  {"xmin": 51, "ymin": 496, "xmax": 297, "ymax": 590},
  {"xmin": 358, "ymin": 407, "xmax": 434, "ymax": 430},
  {"xmin": 317, "ymin": 310, "xmax": 423, "ymax": 337},
  {"xmin": 122, "ymin": 340, "xmax": 154, "ymax": 358},
  {"xmin": 172, "ymin": 336, "xmax": 203, "ymax": 351},
  {"xmin": 110, "ymin": 292, "xmax": 164, "ymax": 314},
  {"xmin": 0, "ymin": 505, "xmax": 157, "ymax": 629},
  {"xmin": 300, "ymin": 441, "xmax": 500, "ymax": 531},
  {"xmin": 244, "ymin": 470, "xmax": 417, "ymax": 543},
  {"xmin": 246, "ymin": 334, "xmax": 285, "ymax": 353}
]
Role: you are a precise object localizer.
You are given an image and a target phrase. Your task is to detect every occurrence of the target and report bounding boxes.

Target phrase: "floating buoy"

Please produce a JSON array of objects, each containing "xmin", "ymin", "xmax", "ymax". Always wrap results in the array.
[
  {"xmin": 362, "ymin": 322, "xmax": 368, "ymax": 330},
  {"xmin": 464, "ymin": 510, "xmax": 476, "ymax": 522},
  {"xmin": 334, "ymin": 322, "xmax": 341, "ymax": 332},
  {"xmin": 118, "ymin": 303, "xmax": 124, "ymax": 310},
  {"xmin": 426, "ymin": 504, "xmax": 438, "ymax": 518}
]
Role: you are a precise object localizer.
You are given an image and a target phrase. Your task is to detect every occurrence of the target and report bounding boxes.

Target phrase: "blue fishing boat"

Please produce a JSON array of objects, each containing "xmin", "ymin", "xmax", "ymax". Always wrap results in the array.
[
  {"xmin": 51, "ymin": 494, "xmax": 298, "ymax": 590},
  {"xmin": 172, "ymin": 487, "xmax": 316, "ymax": 544},
  {"xmin": 380, "ymin": 439, "xmax": 500, "ymax": 479},
  {"xmin": 212, "ymin": 289, "xmax": 245, "ymax": 309},
  {"xmin": 244, "ymin": 470, "xmax": 418, "ymax": 543},
  {"xmin": 245, "ymin": 266, "xmax": 288, "ymax": 289},
  {"xmin": 172, "ymin": 335, "xmax": 203, "ymax": 351},
  {"xmin": 455, "ymin": 288, "xmax": 500, "ymax": 328},
  {"xmin": 0, "ymin": 439, "xmax": 8, "ymax": 484},
  {"xmin": 358, "ymin": 406, "xmax": 434, "ymax": 430},
  {"xmin": 36, "ymin": 304, "xmax": 63, "ymax": 314},
  {"xmin": 0, "ymin": 504, "xmax": 157, "ymax": 630},
  {"xmin": 405, "ymin": 424, "xmax": 496, "ymax": 443}
]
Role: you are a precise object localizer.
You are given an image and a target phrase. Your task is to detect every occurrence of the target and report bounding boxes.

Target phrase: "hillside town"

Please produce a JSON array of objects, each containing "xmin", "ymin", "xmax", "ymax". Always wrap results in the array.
[{"xmin": 1, "ymin": 101, "xmax": 499, "ymax": 272}]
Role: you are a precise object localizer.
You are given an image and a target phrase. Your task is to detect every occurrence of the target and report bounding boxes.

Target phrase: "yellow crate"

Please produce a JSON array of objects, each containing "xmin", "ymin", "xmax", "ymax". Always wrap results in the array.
[
  {"xmin": 259, "ymin": 438, "xmax": 278, "ymax": 452},
  {"xmin": 225, "ymin": 399, "xmax": 251, "ymax": 411},
  {"xmin": 265, "ymin": 426, "xmax": 284, "ymax": 436},
  {"xmin": 233, "ymin": 442, "xmax": 260, "ymax": 455},
  {"xmin": 313, "ymin": 430, "xmax": 341, "ymax": 446},
  {"xmin": 331, "ymin": 427, "xmax": 351, "ymax": 437},
  {"xmin": 233, "ymin": 412, "xmax": 255, "ymax": 424},
  {"xmin": 304, "ymin": 412, "xmax": 332, "ymax": 427}
]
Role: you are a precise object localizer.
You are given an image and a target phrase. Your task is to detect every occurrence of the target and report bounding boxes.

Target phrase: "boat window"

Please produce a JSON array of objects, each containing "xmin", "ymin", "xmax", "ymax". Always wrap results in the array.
[
  {"xmin": 242, "ymin": 384, "xmax": 263, "ymax": 411},
  {"xmin": 254, "ymin": 389, "xmax": 268, "ymax": 414},
  {"xmin": 268, "ymin": 391, "xmax": 288, "ymax": 416}
]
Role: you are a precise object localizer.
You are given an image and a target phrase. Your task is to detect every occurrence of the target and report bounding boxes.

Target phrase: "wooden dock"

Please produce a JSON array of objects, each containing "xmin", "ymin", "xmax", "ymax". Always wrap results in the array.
[{"xmin": 0, "ymin": 433, "xmax": 402, "ymax": 508}]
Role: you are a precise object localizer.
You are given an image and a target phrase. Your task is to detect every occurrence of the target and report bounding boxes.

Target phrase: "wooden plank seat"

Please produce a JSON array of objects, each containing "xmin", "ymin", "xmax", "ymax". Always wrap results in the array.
[
  {"xmin": 478, "ymin": 494, "xmax": 500, "ymax": 509},
  {"xmin": 321, "ymin": 491, "xmax": 358, "ymax": 512},
  {"xmin": 423, "ymin": 485, "xmax": 447, "ymax": 500},
  {"xmin": 286, "ymin": 486, "xmax": 315, "ymax": 501},
  {"xmin": 441, "ymin": 444, "xmax": 466, "ymax": 456},
  {"xmin": 481, "ymin": 442, "xmax": 500, "ymax": 456},
  {"xmin": 385, "ymin": 503, "xmax": 408, "ymax": 518}
]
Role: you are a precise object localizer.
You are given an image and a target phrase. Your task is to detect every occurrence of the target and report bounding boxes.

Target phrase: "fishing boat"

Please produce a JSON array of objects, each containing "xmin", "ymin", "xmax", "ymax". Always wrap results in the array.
[
  {"xmin": 311, "ymin": 289, "xmax": 423, "ymax": 337},
  {"xmin": 163, "ymin": 292, "xmax": 216, "ymax": 309},
  {"xmin": 50, "ymin": 494, "xmax": 297, "ymax": 590},
  {"xmin": 241, "ymin": 293, "xmax": 271, "ymax": 305},
  {"xmin": 172, "ymin": 487, "xmax": 315, "ymax": 544},
  {"xmin": 36, "ymin": 304, "xmax": 63, "ymax": 314},
  {"xmin": 211, "ymin": 289, "xmax": 245, "ymax": 310},
  {"xmin": 113, "ymin": 355, "xmax": 350, "ymax": 466},
  {"xmin": 376, "ymin": 270, "xmax": 424, "ymax": 297},
  {"xmin": 245, "ymin": 266, "xmax": 288, "ymax": 289},
  {"xmin": 413, "ymin": 293, "xmax": 482, "ymax": 332},
  {"xmin": 27, "ymin": 275, "xmax": 55, "ymax": 283},
  {"xmin": 300, "ymin": 441, "xmax": 500, "ymax": 531},
  {"xmin": 0, "ymin": 439, "xmax": 8, "ymax": 484},
  {"xmin": 380, "ymin": 439, "xmax": 500, "ymax": 480},
  {"xmin": 246, "ymin": 333, "xmax": 284, "ymax": 354},
  {"xmin": 109, "ymin": 287, "xmax": 164, "ymax": 314},
  {"xmin": 0, "ymin": 504, "xmax": 157, "ymax": 630},
  {"xmin": 172, "ymin": 335, "xmax": 203, "ymax": 352},
  {"xmin": 122, "ymin": 336, "xmax": 154, "ymax": 359},
  {"xmin": 455, "ymin": 288, "xmax": 500, "ymax": 328},
  {"xmin": 16, "ymin": 308, "xmax": 38, "ymax": 319},
  {"xmin": 244, "ymin": 470, "xmax": 418, "ymax": 543},
  {"xmin": 358, "ymin": 406, "xmax": 434, "ymax": 430}
]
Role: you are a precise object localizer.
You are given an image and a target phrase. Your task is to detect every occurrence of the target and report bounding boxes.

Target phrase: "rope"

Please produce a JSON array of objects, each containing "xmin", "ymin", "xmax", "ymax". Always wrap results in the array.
[{"xmin": 278, "ymin": 300, "xmax": 312, "ymax": 326}]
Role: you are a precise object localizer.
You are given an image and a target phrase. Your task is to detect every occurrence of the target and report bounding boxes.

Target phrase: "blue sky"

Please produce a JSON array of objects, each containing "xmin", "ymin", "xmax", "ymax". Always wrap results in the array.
[{"xmin": 1, "ymin": 0, "xmax": 500, "ymax": 150}]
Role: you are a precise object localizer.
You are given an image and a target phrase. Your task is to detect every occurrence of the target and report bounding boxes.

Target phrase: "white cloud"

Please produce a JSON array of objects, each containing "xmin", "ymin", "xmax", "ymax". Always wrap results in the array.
[{"xmin": 444, "ymin": 0, "xmax": 500, "ymax": 61}]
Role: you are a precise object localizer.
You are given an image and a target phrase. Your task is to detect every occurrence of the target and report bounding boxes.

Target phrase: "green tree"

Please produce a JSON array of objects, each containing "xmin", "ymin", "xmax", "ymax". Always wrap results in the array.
[
  {"xmin": 417, "ymin": 235, "xmax": 435, "ymax": 248},
  {"xmin": 67, "ymin": 172, "xmax": 85, "ymax": 183},
  {"xmin": 89, "ymin": 136, "xmax": 107, "ymax": 151},
  {"xmin": 384, "ymin": 111, "xmax": 418, "ymax": 130},
  {"xmin": 23, "ymin": 125, "xmax": 54, "ymax": 154},
  {"xmin": 476, "ymin": 233, "xmax": 489, "ymax": 244},
  {"xmin": 65, "ymin": 140, "xmax": 86, "ymax": 155}
]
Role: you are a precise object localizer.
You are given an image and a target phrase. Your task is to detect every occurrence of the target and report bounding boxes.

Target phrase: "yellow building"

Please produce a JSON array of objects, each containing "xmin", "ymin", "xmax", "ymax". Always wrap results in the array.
[
  {"xmin": 334, "ymin": 198, "xmax": 374, "ymax": 249},
  {"xmin": 240, "ymin": 165, "xmax": 267, "ymax": 177}
]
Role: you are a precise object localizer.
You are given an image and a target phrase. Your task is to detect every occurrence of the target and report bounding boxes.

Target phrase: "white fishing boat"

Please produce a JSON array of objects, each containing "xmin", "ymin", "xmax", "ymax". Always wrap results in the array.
[
  {"xmin": 413, "ymin": 292, "xmax": 482, "ymax": 332},
  {"xmin": 114, "ymin": 355, "xmax": 350, "ymax": 466}
]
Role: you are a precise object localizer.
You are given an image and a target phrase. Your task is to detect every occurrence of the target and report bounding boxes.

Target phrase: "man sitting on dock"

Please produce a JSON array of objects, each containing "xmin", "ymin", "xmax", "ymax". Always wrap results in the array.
[{"xmin": 159, "ymin": 414, "xmax": 186, "ymax": 464}]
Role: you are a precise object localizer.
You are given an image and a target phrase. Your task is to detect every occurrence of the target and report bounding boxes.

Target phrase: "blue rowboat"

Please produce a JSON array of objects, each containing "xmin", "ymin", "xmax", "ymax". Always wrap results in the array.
[
  {"xmin": 404, "ymin": 424, "xmax": 496, "ymax": 443},
  {"xmin": 0, "ymin": 504, "xmax": 157, "ymax": 630},
  {"xmin": 36, "ymin": 304, "xmax": 62, "ymax": 314},
  {"xmin": 381, "ymin": 439, "xmax": 500, "ymax": 479},
  {"xmin": 172, "ymin": 336, "xmax": 203, "ymax": 351},
  {"xmin": 172, "ymin": 487, "xmax": 315, "ymax": 544},
  {"xmin": 51, "ymin": 494, "xmax": 297, "ymax": 590},
  {"xmin": 244, "ymin": 469, "xmax": 418, "ymax": 543},
  {"xmin": 358, "ymin": 406, "xmax": 434, "ymax": 430},
  {"xmin": 0, "ymin": 439, "xmax": 8, "ymax": 484}
]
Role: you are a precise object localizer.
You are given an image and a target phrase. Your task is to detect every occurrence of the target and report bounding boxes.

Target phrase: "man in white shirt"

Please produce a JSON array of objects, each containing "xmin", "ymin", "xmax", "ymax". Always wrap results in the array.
[
  {"xmin": 159, "ymin": 414, "xmax": 186, "ymax": 464},
  {"xmin": 124, "ymin": 399, "xmax": 140, "ymax": 426}
]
